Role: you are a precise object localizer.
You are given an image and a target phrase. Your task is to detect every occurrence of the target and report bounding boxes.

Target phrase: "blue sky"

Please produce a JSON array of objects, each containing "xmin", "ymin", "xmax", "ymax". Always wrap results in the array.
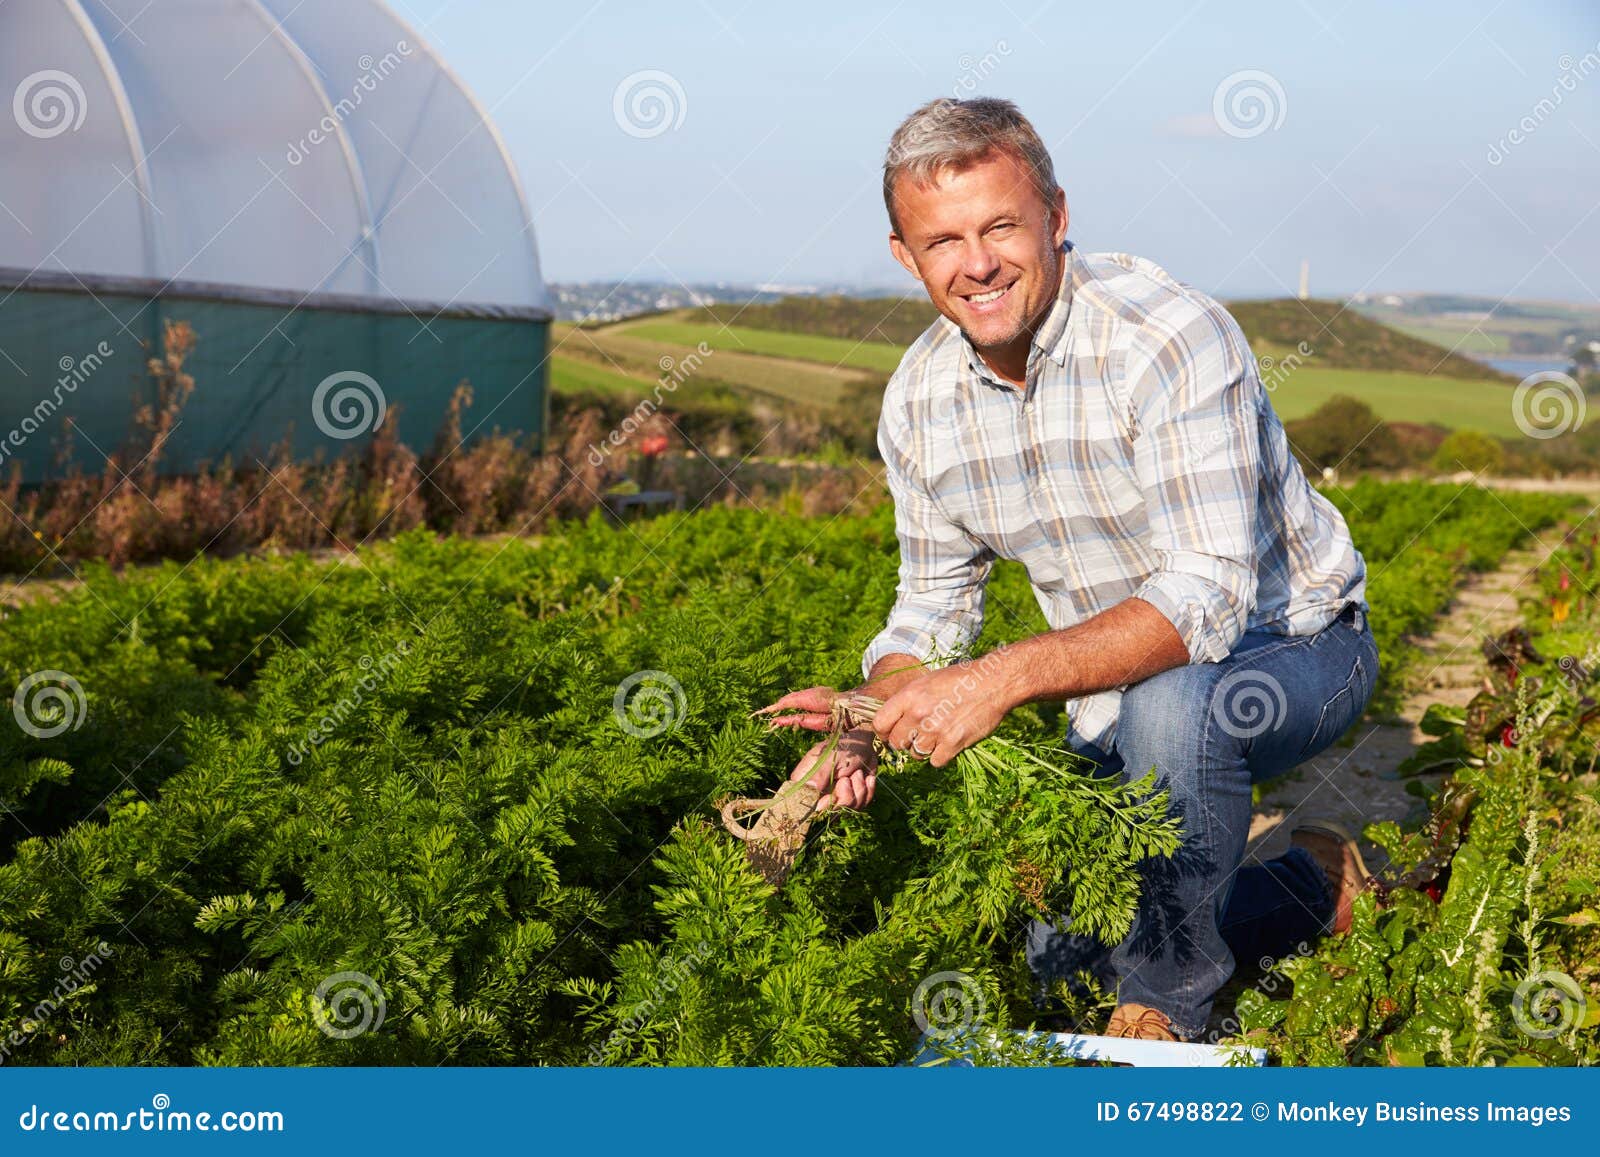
[{"xmin": 399, "ymin": 0, "xmax": 1599, "ymax": 301}]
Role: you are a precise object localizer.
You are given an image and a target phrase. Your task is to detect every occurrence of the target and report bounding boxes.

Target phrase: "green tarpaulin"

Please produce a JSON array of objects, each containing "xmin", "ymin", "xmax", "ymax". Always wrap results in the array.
[{"xmin": 0, "ymin": 267, "xmax": 550, "ymax": 485}]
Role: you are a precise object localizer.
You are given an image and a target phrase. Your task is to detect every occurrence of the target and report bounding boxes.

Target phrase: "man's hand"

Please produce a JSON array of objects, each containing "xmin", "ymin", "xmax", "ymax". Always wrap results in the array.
[
  {"xmin": 872, "ymin": 659, "xmax": 1014, "ymax": 767},
  {"xmin": 787, "ymin": 727, "xmax": 878, "ymax": 811}
]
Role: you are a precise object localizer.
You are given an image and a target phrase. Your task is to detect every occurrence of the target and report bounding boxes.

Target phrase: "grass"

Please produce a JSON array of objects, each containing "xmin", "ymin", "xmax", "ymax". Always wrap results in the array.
[
  {"xmin": 1353, "ymin": 304, "xmax": 1586, "ymax": 361},
  {"xmin": 621, "ymin": 320, "xmax": 905, "ymax": 374},
  {"xmin": 685, "ymin": 295, "xmax": 938, "ymax": 346},
  {"xmin": 1226, "ymin": 299, "xmax": 1513, "ymax": 381},
  {"xmin": 556, "ymin": 303, "xmax": 1527, "ymax": 435},
  {"xmin": 1377, "ymin": 323, "xmax": 1509, "ymax": 355},
  {"xmin": 1266, "ymin": 365, "xmax": 1520, "ymax": 435},
  {"xmin": 559, "ymin": 321, "xmax": 877, "ymax": 408},
  {"xmin": 549, "ymin": 354, "xmax": 655, "ymax": 397},
  {"xmin": 688, "ymin": 295, "xmax": 1513, "ymax": 382}
]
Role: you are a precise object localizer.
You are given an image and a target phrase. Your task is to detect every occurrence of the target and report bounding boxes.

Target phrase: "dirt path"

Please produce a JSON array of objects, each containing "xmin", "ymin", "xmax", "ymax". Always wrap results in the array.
[{"xmin": 1246, "ymin": 518, "xmax": 1582, "ymax": 870}]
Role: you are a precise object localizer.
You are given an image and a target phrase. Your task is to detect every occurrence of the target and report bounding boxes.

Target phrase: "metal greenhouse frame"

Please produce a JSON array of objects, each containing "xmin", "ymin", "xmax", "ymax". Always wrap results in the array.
[{"xmin": 0, "ymin": 0, "xmax": 551, "ymax": 483}]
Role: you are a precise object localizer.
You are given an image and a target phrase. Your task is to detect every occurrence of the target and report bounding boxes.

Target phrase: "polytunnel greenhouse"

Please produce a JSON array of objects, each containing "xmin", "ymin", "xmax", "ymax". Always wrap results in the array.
[{"xmin": 0, "ymin": 0, "xmax": 552, "ymax": 484}]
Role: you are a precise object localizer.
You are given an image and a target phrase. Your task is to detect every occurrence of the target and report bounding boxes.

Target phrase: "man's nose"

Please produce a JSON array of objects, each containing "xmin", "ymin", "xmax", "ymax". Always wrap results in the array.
[{"xmin": 959, "ymin": 240, "xmax": 1002, "ymax": 284}]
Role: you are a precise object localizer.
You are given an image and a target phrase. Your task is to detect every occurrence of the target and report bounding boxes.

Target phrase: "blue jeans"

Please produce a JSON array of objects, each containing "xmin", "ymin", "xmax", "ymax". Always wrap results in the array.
[{"xmin": 1026, "ymin": 604, "xmax": 1379, "ymax": 1040}]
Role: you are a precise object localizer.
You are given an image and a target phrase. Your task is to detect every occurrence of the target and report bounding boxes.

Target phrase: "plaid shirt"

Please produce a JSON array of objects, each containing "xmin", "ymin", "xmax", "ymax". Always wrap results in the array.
[{"xmin": 864, "ymin": 242, "xmax": 1366, "ymax": 751}]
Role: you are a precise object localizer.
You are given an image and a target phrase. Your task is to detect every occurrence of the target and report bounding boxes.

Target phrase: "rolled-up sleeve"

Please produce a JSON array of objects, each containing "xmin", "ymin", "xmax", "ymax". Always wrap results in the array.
[
  {"xmin": 862, "ymin": 401, "xmax": 994, "ymax": 679},
  {"xmin": 1127, "ymin": 305, "xmax": 1261, "ymax": 663}
]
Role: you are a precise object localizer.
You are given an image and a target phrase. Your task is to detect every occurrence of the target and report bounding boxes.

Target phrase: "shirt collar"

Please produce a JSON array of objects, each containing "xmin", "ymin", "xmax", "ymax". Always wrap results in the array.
[{"xmin": 960, "ymin": 240, "xmax": 1079, "ymax": 388}]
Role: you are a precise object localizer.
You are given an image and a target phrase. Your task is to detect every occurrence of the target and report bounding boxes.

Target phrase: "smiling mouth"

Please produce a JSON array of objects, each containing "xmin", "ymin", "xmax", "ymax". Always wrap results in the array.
[{"xmin": 962, "ymin": 282, "xmax": 1014, "ymax": 306}]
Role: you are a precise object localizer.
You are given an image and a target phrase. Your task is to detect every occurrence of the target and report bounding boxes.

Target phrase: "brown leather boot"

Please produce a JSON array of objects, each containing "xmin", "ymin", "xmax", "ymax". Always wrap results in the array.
[
  {"xmin": 1105, "ymin": 1002, "xmax": 1178, "ymax": 1041},
  {"xmin": 1290, "ymin": 818, "xmax": 1371, "ymax": 935}
]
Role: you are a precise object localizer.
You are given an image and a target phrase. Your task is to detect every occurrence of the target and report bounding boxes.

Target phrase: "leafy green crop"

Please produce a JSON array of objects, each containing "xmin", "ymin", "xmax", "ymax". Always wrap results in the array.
[
  {"xmin": 1320, "ymin": 479, "xmax": 1570, "ymax": 711},
  {"xmin": 0, "ymin": 483, "xmax": 1584, "ymax": 1065},
  {"xmin": 1243, "ymin": 530, "xmax": 1600, "ymax": 1066}
]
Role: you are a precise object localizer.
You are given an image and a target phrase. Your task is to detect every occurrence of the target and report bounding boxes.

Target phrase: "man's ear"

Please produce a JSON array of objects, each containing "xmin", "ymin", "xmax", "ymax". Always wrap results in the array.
[
  {"xmin": 1050, "ymin": 187, "xmax": 1070, "ymax": 249},
  {"xmin": 888, "ymin": 232, "xmax": 923, "ymax": 282}
]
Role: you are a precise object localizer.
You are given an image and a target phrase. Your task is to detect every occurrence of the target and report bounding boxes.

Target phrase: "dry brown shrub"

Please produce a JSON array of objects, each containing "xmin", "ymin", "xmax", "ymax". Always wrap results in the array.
[{"xmin": 2, "ymin": 312, "xmax": 879, "ymax": 578}]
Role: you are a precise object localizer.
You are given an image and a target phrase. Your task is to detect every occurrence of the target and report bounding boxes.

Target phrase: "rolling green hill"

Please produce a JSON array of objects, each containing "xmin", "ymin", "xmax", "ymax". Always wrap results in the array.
[
  {"xmin": 555, "ymin": 295, "xmax": 1525, "ymax": 437},
  {"xmin": 685, "ymin": 295, "xmax": 938, "ymax": 346},
  {"xmin": 687, "ymin": 294, "xmax": 1509, "ymax": 382},
  {"xmin": 1228, "ymin": 298, "xmax": 1514, "ymax": 381},
  {"xmin": 555, "ymin": 319, "xmax": 876, "ymax": 408},
  {"xmin": 1262, "ymin": 366, "xmax": 1521, "ymax": 436},
  {"xmin": 549, "ymin": 353, "xmax": 655, "ymax": 397},
  {"xmin": 621, "ymin": 320, "xmax": 904, "ymax": 374},
  {"xmin": 1352, "ymin": 294, "xmax": 1600, "ymax": 359}
]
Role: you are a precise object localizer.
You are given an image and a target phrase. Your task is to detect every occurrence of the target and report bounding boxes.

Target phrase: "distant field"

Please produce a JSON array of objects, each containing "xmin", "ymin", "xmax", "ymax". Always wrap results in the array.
[
  {"xmin": 686, "ymin": 296, "xmax": 936, "ymax": 346},
  {"xmin": 1265, "ymin": 365, "xmax": 1518, "ymax": 435},
  {"xmin": 622, "ymin": 319, "xmax": 905, "ymax": 374},
  {"xmin": 556, "ymin": 320, "xmax": 876, "ymax": 407},
  {"xmin": 685, "ymin": 294, "xmax": 1510, "ymax": 382},
  {"xmin": 552, "ymin": 303, "xmax": 1525, "ymax": 436},
  {"xmin": 1226, "ymin": 299, "xmax": 1514, "ymax": 381},
  {"xmin": 548, "ymin": 354, "xmax": 652, "ymax": 397},
  {"xmin": 1379, "ymin": 322, "xmax": 1508, "ymax": 355},
  {"xmin": 1353, "ymin": 302, "xmax": 1587, "ymax": 360}
]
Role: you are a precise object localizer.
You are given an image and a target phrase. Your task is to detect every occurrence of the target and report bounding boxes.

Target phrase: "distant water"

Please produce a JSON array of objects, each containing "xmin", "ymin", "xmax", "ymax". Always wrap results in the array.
[{"xmin": 1474, "ymin": 355, "xmax": 1573, "ymax": 379}]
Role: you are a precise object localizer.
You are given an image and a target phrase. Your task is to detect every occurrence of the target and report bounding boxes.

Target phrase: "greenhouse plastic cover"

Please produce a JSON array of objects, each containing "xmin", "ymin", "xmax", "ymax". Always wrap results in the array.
[{"xmin": 0, "ymin": 0, "xmax": 550, "ymax": 314}]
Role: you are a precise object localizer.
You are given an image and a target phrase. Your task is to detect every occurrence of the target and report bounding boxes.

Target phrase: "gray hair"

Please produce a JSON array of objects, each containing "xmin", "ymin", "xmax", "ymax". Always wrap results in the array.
[{"xmin": 882, "ymin": 97, "xmax": 1059, "ymax": 234}]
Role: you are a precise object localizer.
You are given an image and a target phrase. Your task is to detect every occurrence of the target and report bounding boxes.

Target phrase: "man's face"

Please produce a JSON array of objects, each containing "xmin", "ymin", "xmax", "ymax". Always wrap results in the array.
[{"xmin": 888, "ymin": 148, "xmax": 1068, "ymax": 355}]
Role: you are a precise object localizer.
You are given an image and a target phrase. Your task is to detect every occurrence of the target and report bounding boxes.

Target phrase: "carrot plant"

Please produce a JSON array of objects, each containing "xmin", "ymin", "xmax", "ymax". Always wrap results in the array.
[{"xmin": 0, "ymin": 485, "xmax": 1584, "ymax": 1065}]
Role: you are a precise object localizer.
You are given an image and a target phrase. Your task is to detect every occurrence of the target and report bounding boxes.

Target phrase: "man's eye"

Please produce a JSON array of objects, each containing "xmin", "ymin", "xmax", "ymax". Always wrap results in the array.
[{"xmin": 989, "ymin": 223, "xmax": 1015, "ymax": 234}]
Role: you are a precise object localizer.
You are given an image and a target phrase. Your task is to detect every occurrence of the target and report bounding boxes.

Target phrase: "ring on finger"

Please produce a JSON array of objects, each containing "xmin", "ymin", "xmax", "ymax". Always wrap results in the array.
[{"xmin": 908, "ymin": 730, "xmax": 934, "ymax": 758}]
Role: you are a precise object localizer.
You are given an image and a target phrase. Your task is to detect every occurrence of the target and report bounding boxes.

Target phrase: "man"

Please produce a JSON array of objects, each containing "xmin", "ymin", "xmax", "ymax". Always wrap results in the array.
[{"xmin": 764, "ymin": 97, "xmax": 1377, "ymax": 1043}]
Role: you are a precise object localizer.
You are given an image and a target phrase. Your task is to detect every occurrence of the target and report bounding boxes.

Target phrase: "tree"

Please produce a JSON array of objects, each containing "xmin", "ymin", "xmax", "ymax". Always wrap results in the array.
[
  {"xmin": 1283, "ymin": 395, "xmax": 1402, "ymax": 473},
  {"xmin": 1431, "ymin": 429, "xmax": 1505, "ymax": 476}
]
